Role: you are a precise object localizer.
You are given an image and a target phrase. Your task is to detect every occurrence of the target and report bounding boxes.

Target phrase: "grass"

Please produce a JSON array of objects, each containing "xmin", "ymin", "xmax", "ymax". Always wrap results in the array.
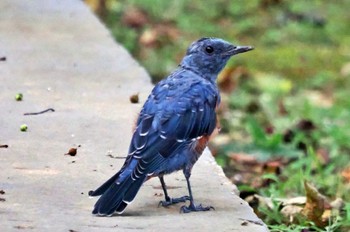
[{"xmin": 86, "ymin": 0, "xmax": 350, "ymax": 230}]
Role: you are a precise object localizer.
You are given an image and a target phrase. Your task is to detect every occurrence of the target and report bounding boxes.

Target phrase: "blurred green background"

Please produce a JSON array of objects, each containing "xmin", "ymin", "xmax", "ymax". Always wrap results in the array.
[{"xmin": 86, "ymin": 0, "xmax": 350, "ymax": 231}]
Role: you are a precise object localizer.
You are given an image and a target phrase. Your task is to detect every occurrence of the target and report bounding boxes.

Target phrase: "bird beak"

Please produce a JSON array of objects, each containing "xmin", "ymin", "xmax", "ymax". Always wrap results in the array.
[{"xmin": 225, "ymin": 45, "xmax": 254, "ymax": 56}]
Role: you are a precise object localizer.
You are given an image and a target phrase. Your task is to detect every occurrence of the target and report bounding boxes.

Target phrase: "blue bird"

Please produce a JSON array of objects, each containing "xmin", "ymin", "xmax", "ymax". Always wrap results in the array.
[{"xmin": 89, "ymin": 37, "xmax": 253, "ymax": 215}]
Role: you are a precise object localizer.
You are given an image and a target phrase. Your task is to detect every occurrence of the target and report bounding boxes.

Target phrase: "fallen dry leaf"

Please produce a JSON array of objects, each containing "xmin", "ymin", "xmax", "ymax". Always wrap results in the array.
[
  {"xmin": 316, "ymin": 148, "xmax": 330, "ymax": 165},
  {"xmin": 262, "ymin": 160, "xmax": 282, "ymax": 175},
  {"xmin": 218, "ymin": 66, "xmax": 249, "ymax": 93},
  {"xmin": 330, "ymin": 198, "xmax": 345, "ymax": 210},
  {"xmin": 139, "ymin": 29, "xmax": 158, "ymax": 47},
  {"xmin": 278, "ymin": 99, "xmax": 288, "ymax": 116},
  {"xmin": 281, "ymin": 196, "xmax": 306, "ymax": 206},
  {"xmin": 250, "ymin": 194, "xmax": 274, "ymax": 209},
  {"xmin": 281, "ymin": 205, "xmax": 303, "ymax": 223},
  {"xmin": 122, "ymin": 7, "xmax": 149, "ymax": 28},
  {"xmin": 230, "ymin": 153, "xmax": 258, "ymax": 165},
  {"xmin": 247, "ymin": 189, "xmax": 344, "ymax": 227},
  {"xmin": 139, "ymin": 23, "xmax": 180, "ymax": 48},
  {"xmin": 301, "ymin": 181, "xmax": 328, "ymax": 227},
  {"xmin": 341, "ymin": 166, "xmax": 350, "ymax": 183}
]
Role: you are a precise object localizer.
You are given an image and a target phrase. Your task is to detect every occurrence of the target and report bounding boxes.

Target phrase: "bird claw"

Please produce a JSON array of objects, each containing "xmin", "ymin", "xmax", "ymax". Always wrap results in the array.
[
  {"xmin": 158, "ymin": 196, "xmax": 190, "ymax": 207},
  {"xmin": 180, "ymin": 203, "xmax": 215, "ymax": 213}
]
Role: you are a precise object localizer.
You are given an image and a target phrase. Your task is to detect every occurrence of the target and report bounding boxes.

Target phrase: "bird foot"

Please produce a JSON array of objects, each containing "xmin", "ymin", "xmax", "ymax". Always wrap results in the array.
[
  {"xmin": 158, "ymin": 196, "xmax": 190, "ymax": 207},
  {"xmin": 180, "ymin": 203, "xmax": 215, "ymax": 213}
]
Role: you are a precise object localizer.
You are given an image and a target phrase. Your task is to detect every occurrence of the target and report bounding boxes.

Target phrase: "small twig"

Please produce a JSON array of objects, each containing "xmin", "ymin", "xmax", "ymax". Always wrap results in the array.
[
  {"xmin": 24, "ymin": 108, "xmax": 55, "ymax": 116},
  {"xmin": 238, "ymin": 218, "xmax": 264, "ymax": 226},
  {"xmin": 106, "ymin": 154, "xmax": 126, "ymax": 159},
  {"xmin": 0, "ymin": 145, "xmax": 9, "ymax": 148}
]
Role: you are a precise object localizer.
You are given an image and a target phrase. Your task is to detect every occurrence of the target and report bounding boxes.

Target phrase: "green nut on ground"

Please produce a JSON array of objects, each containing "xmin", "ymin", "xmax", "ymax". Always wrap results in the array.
[
  {"xmin": 15, "ymin": 93, "xmax": 23, "ymax": 101},
  {"xmin": 20, "ymin": 124, "xmax": 28, "ymax": 132}
]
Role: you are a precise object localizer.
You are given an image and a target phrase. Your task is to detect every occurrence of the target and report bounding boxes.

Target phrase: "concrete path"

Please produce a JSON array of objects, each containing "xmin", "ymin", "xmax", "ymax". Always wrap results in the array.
[{"xmin": 0, "ymin": 0, "xmax": 268, "ymax": 231}]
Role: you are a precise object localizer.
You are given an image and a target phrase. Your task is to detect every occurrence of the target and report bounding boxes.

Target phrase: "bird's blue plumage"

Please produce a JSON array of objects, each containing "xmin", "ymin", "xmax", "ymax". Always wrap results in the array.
[{"xmin": 89, "ymin": 37, "xmax": 253, "ymax": 215}]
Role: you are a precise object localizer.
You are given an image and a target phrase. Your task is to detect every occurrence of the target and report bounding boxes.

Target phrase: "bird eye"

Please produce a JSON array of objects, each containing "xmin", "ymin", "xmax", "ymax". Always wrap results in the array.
[{"xmin": 205, "ymin": 46, "xmax": 214, "ymax": 54}]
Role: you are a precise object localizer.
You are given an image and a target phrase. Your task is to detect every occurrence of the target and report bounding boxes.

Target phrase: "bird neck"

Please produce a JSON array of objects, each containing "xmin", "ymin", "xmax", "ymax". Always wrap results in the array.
[
  {"xmin": 179, "ymin": 63, "xmax": 217, "ymax": 84},
  {"xmin": 180, "ymin": 54, "xmax": 227, "ymax": 83}
]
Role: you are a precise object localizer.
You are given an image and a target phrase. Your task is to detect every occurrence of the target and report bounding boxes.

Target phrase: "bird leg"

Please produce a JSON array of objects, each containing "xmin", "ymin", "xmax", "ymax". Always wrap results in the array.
[
  {"xmin": 158, "ymin": 176, "xmax": 190, "ymax": 207},
  {"xmin": 180, "ymin": 171, "xmax": 215, "ymax": 213}
]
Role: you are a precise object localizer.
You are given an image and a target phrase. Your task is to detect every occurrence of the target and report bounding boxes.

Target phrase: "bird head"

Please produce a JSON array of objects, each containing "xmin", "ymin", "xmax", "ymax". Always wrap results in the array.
[{"xmin": 180, "ymin": 37, "xmax": 253, "ymax": 82}]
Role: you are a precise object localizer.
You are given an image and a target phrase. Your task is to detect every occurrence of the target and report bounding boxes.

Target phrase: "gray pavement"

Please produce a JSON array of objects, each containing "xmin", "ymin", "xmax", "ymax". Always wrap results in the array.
[{"xmin": 0, "ymin": 0, "xmax": 268, "ymax": 231}]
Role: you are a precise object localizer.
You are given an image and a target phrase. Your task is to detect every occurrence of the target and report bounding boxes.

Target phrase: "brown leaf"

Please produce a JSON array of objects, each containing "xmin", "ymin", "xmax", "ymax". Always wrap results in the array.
[
  {"xmin": 139, "ymin": 23, "xmax": 180, "ymax": 48},
  {"xmin": 139, "ymin": 29, "xmax": 158, "ymax": 47},
  {"xmin": 217, "ymin": 67, "xmax": 237, "ymax": 93},
  {"xmin": 278, "ymin": 99, "xmax": 288, "ymax": 115},
  {"xmin": 301, "ymin": 181, "xmax": 328, "ymax": 227},
  {"xmin": 229, "ymin": 153, "xmax": 258, "ymax": 165},
  {"xmin": 316, "ymin": 148, "xmax": 330, "ymax": 165},
  {"xmin": 262, "ymin": 160, "xmax": 282, "ymax": 175},
  {"xmin": 218, "ymin": 67, "xmax": 248, "ymax": 93},
  {"xmin": 122, "ymin": 7, "xmax": 149, "ymax": 28},
  {"xmin": 341, "ymin": 166, "xmax": 350, "ymax": 183}
]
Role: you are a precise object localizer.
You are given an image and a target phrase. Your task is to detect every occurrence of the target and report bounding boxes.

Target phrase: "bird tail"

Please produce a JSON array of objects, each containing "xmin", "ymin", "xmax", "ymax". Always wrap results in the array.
[
  {"xmin": 88, "ymin": 171, "xmax": 122, "ymax": 197},
  {"xmin": 89, "ymin": 172, "xmax": 147, "ymax": 216}
]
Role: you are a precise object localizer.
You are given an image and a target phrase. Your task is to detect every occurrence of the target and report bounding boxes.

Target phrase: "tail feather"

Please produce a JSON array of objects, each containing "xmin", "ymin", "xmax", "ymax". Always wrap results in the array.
[
  {"xmin": 89, "ymin": 171, "xmax": 121, "ymax": 197},
  {"xmin": 92, "ymin": 175, "xmax": 146, "ymax": 216},
  {"xmin": 90, "ymin": 154, "xmax": 166, "ymax": 215},
  {"xmin": 120, "ymin": 177, "xmax": 145, "ymax": 203},
  {"xmin": 115, "ymin": 177, "xmax": 145, "ymax": 213}
]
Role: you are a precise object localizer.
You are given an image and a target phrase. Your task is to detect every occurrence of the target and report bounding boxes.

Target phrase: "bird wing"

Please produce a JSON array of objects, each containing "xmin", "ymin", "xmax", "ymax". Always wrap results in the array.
[{"xmin": 123, "ymin": 73, "xmax": 219, "ymax": 176}]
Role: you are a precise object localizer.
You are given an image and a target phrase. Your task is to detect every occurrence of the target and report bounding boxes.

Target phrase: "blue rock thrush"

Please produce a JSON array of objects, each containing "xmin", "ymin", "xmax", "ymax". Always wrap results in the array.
[{"xmin": 89, "ymin": 37, "xmax": 253, "ymax": 215}]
